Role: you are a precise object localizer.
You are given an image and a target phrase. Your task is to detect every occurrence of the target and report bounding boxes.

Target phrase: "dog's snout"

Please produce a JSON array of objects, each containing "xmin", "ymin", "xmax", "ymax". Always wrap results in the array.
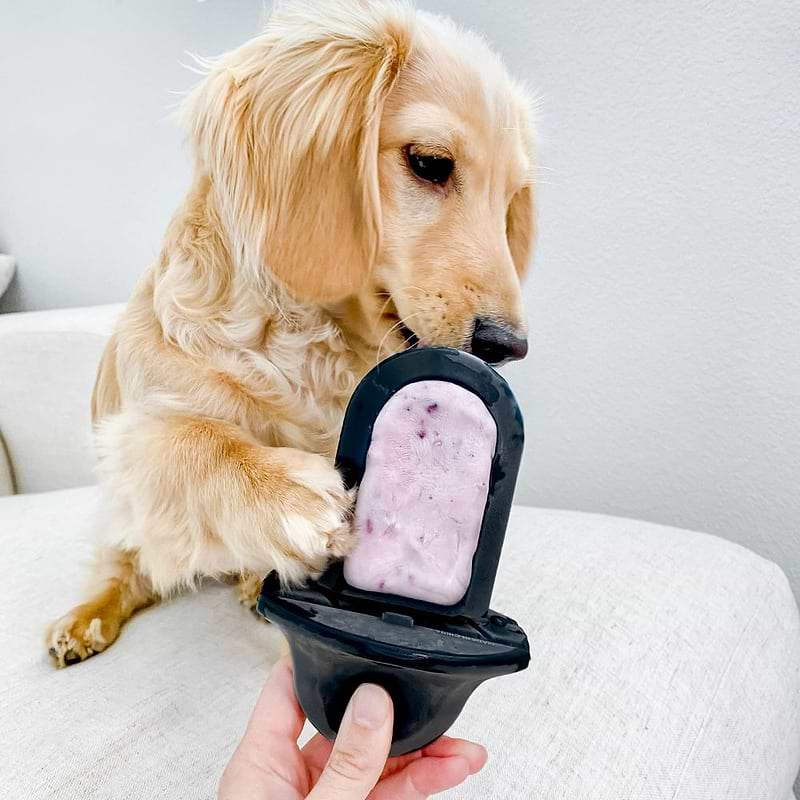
[{"xmin": 470, "ymin": 318, "xmax": 528, "ymax": 365}]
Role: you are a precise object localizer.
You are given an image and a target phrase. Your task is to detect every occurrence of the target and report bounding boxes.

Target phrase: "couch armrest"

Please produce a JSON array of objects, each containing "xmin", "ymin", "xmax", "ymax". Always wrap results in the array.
[{"xmin": 0, "ymin": 304, "xmax": 123, "ymax": 494}]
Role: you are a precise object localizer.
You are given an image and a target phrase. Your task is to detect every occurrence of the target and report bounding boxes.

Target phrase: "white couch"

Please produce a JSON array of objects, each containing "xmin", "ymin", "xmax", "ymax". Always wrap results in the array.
[{"xmin": 1, "ymin": 305, "xmax": 799, "ymax": 800}]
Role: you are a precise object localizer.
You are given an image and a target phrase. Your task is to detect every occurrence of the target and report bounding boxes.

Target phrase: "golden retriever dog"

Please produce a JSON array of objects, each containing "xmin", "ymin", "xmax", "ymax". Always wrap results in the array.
[{"xmin": 47, "ymin": 0, "xmax": 535, "ymax": 667}]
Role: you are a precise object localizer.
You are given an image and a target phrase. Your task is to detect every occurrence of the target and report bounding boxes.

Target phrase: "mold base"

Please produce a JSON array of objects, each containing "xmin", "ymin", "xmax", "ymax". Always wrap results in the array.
[{"xmin": 258, "ymin": 573, "xmax": 529, "ymax": 756}]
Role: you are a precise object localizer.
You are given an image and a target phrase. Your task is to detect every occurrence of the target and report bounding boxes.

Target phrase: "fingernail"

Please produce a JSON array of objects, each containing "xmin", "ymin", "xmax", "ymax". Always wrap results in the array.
[
  {"xmin": 474, "ymin": 745, "xmax": 489, "ymax": 771},
  {"xmin": 352, "ymin": 683, "xmax": 389, "ymax": 730}
]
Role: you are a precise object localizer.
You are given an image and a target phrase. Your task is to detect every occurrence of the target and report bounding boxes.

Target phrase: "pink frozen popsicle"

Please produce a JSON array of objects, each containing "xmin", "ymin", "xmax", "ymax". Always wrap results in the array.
[{"xmin": 344, "ymin": 380, "xmax": 497, "ymax": 605}]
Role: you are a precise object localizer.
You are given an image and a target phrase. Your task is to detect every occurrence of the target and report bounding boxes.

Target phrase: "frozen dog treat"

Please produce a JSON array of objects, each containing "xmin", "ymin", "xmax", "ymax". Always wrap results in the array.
[{"xmin": 344, "ymin": 380, "xmax": 497, "ymax": 605}]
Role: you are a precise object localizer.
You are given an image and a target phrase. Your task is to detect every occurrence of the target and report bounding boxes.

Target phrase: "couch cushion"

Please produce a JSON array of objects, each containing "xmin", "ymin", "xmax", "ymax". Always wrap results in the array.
[
  {"xmin": 0, "ymin": 304, "xmax": 123, "ymax": 494},
  {"xmin": 1, "ymin": 487, "xmax": 798, "ymax": 798}
]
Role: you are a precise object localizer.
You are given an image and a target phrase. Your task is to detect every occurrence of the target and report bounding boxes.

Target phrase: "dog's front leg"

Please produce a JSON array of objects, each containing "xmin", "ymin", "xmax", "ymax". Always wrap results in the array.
[
  {"xmin": 47, "ymin": 410, "xmax": 354, "ymax": 666},
  {"xmin": 96, "ymin": 410, "xmax": 356, "ymax": 590}
]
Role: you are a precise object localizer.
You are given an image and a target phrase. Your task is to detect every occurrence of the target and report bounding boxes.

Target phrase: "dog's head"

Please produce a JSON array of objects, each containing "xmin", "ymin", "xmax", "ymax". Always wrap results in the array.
[{"xmin": 184, "ymin": 0, "xmax": 535, "ymax": 364}]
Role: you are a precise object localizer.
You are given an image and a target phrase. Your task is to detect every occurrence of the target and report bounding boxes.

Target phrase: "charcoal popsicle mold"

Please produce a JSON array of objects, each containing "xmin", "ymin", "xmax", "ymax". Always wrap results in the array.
[{"xmin": 258, "ymin": 347, "xmax": 529, "ymax": 756}]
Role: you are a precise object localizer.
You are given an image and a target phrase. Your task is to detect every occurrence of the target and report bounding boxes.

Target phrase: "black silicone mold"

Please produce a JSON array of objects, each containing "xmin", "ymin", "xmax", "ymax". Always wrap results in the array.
[{"xmin": 258, "ymin": 347, "xmax": 529, "ymax": 755}]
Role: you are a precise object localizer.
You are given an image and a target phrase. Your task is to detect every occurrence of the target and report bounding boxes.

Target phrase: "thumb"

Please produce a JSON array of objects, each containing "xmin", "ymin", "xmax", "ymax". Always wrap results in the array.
[{"xmin": 307, "ymin": 684, "xmax": 393, "ymax": 800}]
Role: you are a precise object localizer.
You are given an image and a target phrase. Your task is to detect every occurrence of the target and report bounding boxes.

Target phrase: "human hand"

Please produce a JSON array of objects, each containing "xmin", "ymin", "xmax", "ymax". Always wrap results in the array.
[{"xmin": 219, "ymin": 656, "xmax": 487, "ymax": 799}]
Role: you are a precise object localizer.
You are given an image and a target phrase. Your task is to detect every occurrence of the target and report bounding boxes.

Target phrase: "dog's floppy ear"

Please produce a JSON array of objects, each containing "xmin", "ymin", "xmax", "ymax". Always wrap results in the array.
[
  {"xmin": 506, "ymin": 185, "xmax": 535, "ymax": 277},
  {"xmin": 183, "ymin": 1, "xmax": 413, "ymax": 302},
  {"xmin": 505, "ymin": 87, "xmax": 537, "ymax": 277}
]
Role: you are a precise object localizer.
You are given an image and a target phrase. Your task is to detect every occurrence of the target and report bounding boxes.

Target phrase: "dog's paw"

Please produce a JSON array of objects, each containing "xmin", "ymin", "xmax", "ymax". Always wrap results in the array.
[
  {"xmin": 47, "ymin": 607, "xmax": 117, "ymax": 668},
  {"xmin": 275, "ymin": 449, "xmax": 357, "ymax": 581},
  {"xmin": 238, "ymin": 571, "xmax": 263, "ymax": 608},
  {"xmin": 313, "ymin": 482, "xmax": 356, "ymax": 560},
  {"xmin": 238, "ymin": 571, "xmax": 272, "ymax": 624},
  {"xmin": 296, "ymin": 462, "xmax": 356, "ymax": 559}
]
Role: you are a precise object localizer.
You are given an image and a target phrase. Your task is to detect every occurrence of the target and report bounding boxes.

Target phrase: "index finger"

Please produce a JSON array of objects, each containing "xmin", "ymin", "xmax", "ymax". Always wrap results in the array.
[{"xmin": 243, "ymin": 655, "xmax": 306, "ymax": 744}]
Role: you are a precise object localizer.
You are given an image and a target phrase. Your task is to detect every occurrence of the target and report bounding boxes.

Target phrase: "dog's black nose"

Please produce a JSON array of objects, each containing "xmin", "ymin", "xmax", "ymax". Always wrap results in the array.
[{"xmin": 470, "ymin": 318, "xmax": 528, "ymax": 365}]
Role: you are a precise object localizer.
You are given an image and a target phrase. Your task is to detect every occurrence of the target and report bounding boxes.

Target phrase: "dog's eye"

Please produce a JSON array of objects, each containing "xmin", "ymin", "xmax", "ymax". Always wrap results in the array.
[{"xmin": 406, "ymin": 146, "xmax": 454, "ymax": 185}]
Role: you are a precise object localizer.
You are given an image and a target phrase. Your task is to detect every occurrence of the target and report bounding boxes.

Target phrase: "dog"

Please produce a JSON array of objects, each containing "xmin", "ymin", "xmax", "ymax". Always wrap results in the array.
[{"xmin": 47, "ymin": 0, "xmax": 535, "ymax": 667}]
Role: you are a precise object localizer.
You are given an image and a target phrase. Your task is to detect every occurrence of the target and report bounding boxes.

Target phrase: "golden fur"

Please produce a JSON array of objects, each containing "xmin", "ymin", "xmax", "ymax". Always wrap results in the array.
[{"xmin": 48, "ymin": 0, "xmax": 535, "ymax": 667}]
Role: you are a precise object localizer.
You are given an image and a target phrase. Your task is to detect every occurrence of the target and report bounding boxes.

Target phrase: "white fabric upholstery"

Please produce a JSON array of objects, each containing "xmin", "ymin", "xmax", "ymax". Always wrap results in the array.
[
  {"xmin": 0, "ymin": 304, "xmax": 123, "ymax": 493},
  {"xmin": 1, "ymin": 487, "xmax": 798, "ymax": 799}
]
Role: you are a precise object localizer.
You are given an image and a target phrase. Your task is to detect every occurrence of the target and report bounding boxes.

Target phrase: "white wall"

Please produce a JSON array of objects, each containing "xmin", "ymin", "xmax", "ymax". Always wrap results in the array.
[
  {"xmin": 0, "ymin": 0, "xmax": 262, "ymax": 310},
  {"xmin": 1, "ymin": 1, "xmax": 799, "ymax": 593}
]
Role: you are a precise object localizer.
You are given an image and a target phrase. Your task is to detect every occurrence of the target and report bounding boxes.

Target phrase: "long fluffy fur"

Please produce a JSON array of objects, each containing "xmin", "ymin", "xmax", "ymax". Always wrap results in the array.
[{"xmin": 48, "ymin": 0, "xmax": 536, "ymax": 667}]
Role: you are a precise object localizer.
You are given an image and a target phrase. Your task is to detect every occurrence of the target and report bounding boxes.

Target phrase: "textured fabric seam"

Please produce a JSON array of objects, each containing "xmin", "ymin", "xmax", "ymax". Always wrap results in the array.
[
  {"xmin": 0, "ymin": 429, "xmax": 17, "ymax": 495},
  {"xmin": 670, "ymin": 586, "xmax": 775, "ymax": 800}
]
